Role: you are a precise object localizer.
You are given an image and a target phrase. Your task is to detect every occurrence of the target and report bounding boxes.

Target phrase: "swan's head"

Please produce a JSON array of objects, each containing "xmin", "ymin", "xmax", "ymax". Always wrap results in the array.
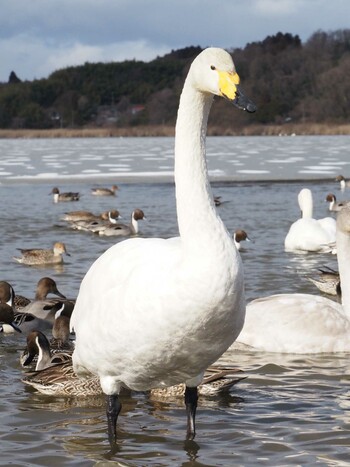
[{"xmin": 190, "ymin": 48, "xmax": 256, "ymax": 113}]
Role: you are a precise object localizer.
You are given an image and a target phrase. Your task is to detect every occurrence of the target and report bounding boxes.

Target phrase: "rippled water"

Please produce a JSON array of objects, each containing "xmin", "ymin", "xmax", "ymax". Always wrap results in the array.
[{"xmin": 1, "ymin": 136, "xmax": 350, "ymax": 466}]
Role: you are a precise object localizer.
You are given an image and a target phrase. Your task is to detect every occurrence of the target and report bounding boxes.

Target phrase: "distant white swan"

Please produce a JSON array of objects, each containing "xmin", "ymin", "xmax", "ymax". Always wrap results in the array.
[
  {"xmin": 235, "ymin": 206, "xmax": 350, "ymax": 353},
  {"xmin": 71, "ymin": 47, "xmax": 256, "ymax": 446},
  {"xmin": 284, "ymin": 188, "xmax": 336, "ymax": 252}
]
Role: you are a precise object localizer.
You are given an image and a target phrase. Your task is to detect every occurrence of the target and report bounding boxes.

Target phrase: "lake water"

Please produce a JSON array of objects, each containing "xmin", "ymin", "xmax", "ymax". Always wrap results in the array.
[{"xmin": 1, "ymin": 135, "xmax": 350, "ymax": 466}]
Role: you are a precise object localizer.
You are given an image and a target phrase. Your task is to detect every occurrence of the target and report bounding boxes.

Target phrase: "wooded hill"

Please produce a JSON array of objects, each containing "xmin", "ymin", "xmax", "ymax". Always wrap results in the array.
[{"xmin": 1, "ymin": 30, "xmax": 350, "ymax": 130}]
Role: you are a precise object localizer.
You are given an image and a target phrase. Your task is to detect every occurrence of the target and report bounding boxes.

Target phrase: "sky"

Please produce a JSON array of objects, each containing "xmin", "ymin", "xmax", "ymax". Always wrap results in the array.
[{"xmin": 1, "ymin": 0, "xmax": 349, "ymax": 82}]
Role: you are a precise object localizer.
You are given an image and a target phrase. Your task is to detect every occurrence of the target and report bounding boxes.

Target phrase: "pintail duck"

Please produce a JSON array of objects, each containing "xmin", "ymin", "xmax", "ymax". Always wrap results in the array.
[
  {"xmin": 22, "ymin": 362, "xmax": 244, "ymax": 398},
  {"xmin": 62, "ymin": 210, "xmax": 111, "ymax": 222},
  {"xmin": 0, "ymin": 303, "xmax": 22, "ymax": 333},
  {"xmin": 325, "ymin": 193, "xmax": 350, "ymax": 212},
  {"xmin": 307, "ymin": 266, "xmax": 341, "ymax": 297},
  {"xmin": 70, "ymin": 210, "xmax": 121, "ymax": 233},
  {"xmin": 13, "ymin": 242, "xmax": 70, "ymax": 266},
  {"xmin": 335, "ymin": 175, "xmax": 350, "ymax": 192},
  {"xmin": 91, "ymin": 185, "xmax": 119, "ymax": 196},
  {"xmin": 0, "ymin": 281, "xmax": 57, "ymax": 334},
  {"xmin": 15, "ymin": 277, "xmax": 66, "ymax": 311},
  {"xmin": 98, "ymin": 208, "xmax": 145, "ymax": 236},
  {"xmin": 70, "ymin": 48, "xmax": 255, "ymax": 445},
  {"xmin": 284, "ymin": 188, "xmax": 336, "ymax": 252},
  {"xmin": 51, "ymin": 187, "xmax": 80, "ymax": 202},
  {"xmin": 50, "ymin": 301, "xmax": 75, "ymax": 350},
  {"xmin": 233, "ymin": 229, "xmax": 251, "ymax": 251},
  {"xmin": 21, "ymin": 330, "xmax": 72, "ymax": 371},
  {"xmin": 21, "ymin": 296, "xmax": 75, "ymax": 325}
]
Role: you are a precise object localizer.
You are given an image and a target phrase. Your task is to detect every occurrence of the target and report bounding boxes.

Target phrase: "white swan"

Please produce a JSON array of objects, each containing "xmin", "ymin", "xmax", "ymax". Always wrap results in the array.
[
  {"xmin": 71, "ymin": 47, "xmax": 256, "ymax": 446},
  {"xmin": 235, "ymin": 206, "xmax": 350, "ymax": 353},
  {"xmin": 284, "ymin": 188, "xmax": 336, "ymax": 252}
]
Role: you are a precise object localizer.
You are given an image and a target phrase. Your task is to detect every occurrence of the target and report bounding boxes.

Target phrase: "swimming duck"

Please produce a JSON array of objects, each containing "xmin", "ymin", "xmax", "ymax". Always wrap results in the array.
[
  {"xmin": 284, "ymin": 188, "xmax": 336, "ymax": 252},
  {"xmin": 325, "ymin": 193, "xmax": 350, "ymax": 212},
  {"xmin": 51, "ymin": 187, "xmax": 80, "ymax": 202},
  {"xmin": 20, "ymin": 330, "xmax": 72, "ymax": 371},
  {"xmin": 98, "ymin": 208, "xmax": 145, "ymax": 237},
  {"xmin": 335, "ymin": 175, "xmax": 350, "ymax": 192},
  {"xmin": 61, "ymin": 210, "xmax": 109, "ymax": 222},
  {"xmin": 22, "ymin": 362, "xmax": 244, "ymax": 398},
  {"xmin": 50, "ymin": 301, "xmax": 75, "ymax": 350},
  {"xmin": 307, "ymin": 266, "xmax": 341, "ymax": 296},
  {"xmin": 91, "ymin": 185, "xmax": 119, "ymax": 196},
  {"xmin": 233, "ymin": 229, "xmax": 251, "ymax": 251},
  {"xmin": 0, "ymin": 281, "xmax": 53, "ymax": 334},
  {"xmin": 235, "ymin": 205, "xmax": 350, "ymax": 353},
  {"xmin": 13, "ymin": 242, "xmax": 70, "ymax": 266},
  {"xmin": 71, "ymin": 47, "xmax": 255, "ymax": 446},
  {"xmin": 70, "ymin": 210, "xmax": 121, "ymax": 233},
  {"xmin": 0, "ymin": 303, "xmax": 22, "ymax": 333}
]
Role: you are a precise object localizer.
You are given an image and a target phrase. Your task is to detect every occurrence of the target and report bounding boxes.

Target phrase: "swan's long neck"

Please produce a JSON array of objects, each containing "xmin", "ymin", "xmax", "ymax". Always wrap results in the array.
[
  {"xmin": 301, "ymin": 198, "xmax": 313, "ymax": 218},
  {"xmin": 337, "ymin": 228, "xmax": 350, "ymax": 314},
  {"xmin": 174, "ymin": 80, "xmax": 229, "ymax": 251}
]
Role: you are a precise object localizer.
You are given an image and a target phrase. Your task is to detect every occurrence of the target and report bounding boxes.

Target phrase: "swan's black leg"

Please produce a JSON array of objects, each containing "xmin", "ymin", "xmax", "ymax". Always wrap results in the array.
[
  {"xmin": 106, "ymin": 394, "xmax": 122, "ymax": 446},
  {"xmin": 185, "ymin": 386, "xmax": 198, "ymax": 440}
]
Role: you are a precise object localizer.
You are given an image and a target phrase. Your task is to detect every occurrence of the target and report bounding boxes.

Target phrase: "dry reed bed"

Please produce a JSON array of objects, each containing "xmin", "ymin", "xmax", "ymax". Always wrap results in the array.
[{"xmin": 1, "ymin": 123, "xmax": 350, "ymax": 139}]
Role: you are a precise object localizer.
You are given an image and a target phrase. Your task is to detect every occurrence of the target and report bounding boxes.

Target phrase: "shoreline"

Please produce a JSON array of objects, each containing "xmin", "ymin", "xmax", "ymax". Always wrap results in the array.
[{"xmin": 1, "ymin": 123, "xmax": 350, "ymax": 139}]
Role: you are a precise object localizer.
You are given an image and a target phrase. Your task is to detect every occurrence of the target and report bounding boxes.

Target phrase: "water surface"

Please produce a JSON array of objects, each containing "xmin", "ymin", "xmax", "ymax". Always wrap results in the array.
[{"xmin": 0, "ymin": 136, "xmax": 350, "ymax": 466}]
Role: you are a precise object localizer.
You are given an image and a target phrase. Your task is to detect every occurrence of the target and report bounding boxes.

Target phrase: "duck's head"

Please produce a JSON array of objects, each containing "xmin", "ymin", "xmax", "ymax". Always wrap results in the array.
[{"xmin": 190, "ymin": 47, "xmax": 256, "ymax": 113}]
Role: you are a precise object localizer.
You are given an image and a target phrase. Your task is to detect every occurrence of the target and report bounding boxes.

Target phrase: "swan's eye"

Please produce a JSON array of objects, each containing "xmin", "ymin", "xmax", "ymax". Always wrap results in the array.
[{"xmin": 210, "ymin": 65, "xmax": 216, "ymax": 70}]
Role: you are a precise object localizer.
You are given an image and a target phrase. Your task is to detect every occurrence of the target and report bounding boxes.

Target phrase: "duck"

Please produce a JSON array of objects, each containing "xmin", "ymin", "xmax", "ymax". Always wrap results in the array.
[
  {"xmin": 284, "ymin": 188, "xmax": 336, "ymax": 252},
  {"xmin": 233, "ymin": 229, "xmax": 250, "ymax": 251},
  {"xmin": 61, "ymin": 210, "xmax": 109, "ymax": 222},
  {"xmin": 51, "ymin": 187, "xmax": 80, "ymax": 202},
  {"xmin": 235, "ymin": 205, "xmax": 350, "ymax": 354},
  {"xmin": 149, "ymin": 366, "xmax": 246, "ymax": 398},
  {"xmin": 20, "ymin": 330, "xmax": 72, "ymax": 371},
  {"xmin": 22, "ymin": 362, "xmax": 244, "ymax": 398},
  {"xmin": 325, "ymin": 193, "xmax": 350, "ymax": 212},
  {"xmin": 70, "ymin": 210, "xmax": 121, "ymax": 233},
  {"xmin": 13, "ymin": 242, "xmax": 70, "ymax": 266},
  {"xmin": 21, "ymin": 295, "xmax": 75, "ymax": 326},
  {"xmin": 0, "ymin": 303, "xmax": 22, "ymax": 333},
  {"xmin": 335, "ymin": 175, "xmax": 350, "ymax": 192},
  {"xmin": 15, "ymin": 277, "xmax": 67, "ymax": 311},
  {"xmin": 50, "ymin": 301, "xmax": 75, "ymax": 350},
  {"xmin": 70, "ymin": 47, "xmax": 255, "ymax": 446},
  {"xmin": 98, "ymin": 208, "xmax": 145, "ymax": 236},
  {"xmin": 214, "ymin": 196, "xmax": 228, "ymax": 207},
  {"xmin": 307, "ymin": 266, "xmax": 341, "ymax": 296},
  {"xmin": 0, "ymin": 281, "xmax": 56, "ymax": 334},
  {"xmin": 91, "ymin": 185, "xmax": 119, "ymax": 196}
]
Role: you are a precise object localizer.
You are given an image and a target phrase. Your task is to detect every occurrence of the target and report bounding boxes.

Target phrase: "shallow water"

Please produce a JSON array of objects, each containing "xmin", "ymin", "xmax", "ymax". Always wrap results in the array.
[{"xmin": 1, "ymin": 136, "xmax": 350, "ymax": 466}]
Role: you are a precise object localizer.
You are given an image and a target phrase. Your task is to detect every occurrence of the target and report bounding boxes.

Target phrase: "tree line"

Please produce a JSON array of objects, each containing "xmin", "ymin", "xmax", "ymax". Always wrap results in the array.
[{"xmin": 0, "ymin": 30, "xmax": 350, "ymax": 130}]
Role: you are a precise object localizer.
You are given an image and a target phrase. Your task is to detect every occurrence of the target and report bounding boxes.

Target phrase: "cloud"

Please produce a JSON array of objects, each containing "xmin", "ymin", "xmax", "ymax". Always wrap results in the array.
[
  {"xmin": 1, "ymin": 0, "xmax": 350, "ymax": 81},
  {"xmin": 0, "ymin": 34, "xmax": 171, "ymax": 81},
  {"xmin": 253, "ymin": 0, "xmax": 303, "ymax": 15}
]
